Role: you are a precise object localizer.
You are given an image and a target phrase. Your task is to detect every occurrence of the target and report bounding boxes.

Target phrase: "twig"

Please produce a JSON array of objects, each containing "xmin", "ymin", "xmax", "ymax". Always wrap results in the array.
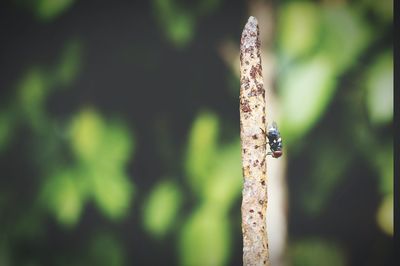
[{"xmin": 239, "ymin": 16, "xmax": 269, "ymax": 266}]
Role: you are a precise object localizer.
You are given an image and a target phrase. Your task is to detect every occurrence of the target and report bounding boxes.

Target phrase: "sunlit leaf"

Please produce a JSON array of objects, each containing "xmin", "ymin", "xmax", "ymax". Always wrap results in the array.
[
  {"xmin": 70, "ymin": 109, "xmax": 134, "ymax": 166},
  {"xmin": 34, "ymin": 0, "xmax": 76, "ymax": 21},
  {"xmin": 279, "ymin": 55, "xmax": 336, "ymax": 144},
  {"xmin": 179, "ymin": 204, "xmax": 231, "ymax": 266},
  {"xmin": 152, "ymin": 0, "xmax": 195, "ymax": 48},
  {"xmin": 41, "ymin": 168, "xmax": 87, "ymax": 227},
  {"xmin": 88, "ymin": 232, "xmax": 125, "ymax": 266},
  {"xmin": 166, "ymin": 13, "xmax": 194, "ymax": 48},
  {"xmin": 278, "ymin": 2, "xmax": 321, "ymax": 58},
  {"xmin": 90, "ymin": 169, "xmax": 134, "ymax": 221},
  {"xmin": 365, "ymin": 51, "xmax": 393, "ymax": 125},
  {"xmin": 320, "ymin": 6, "xmax": 371, "ymax": 72},
  {"xmin": 70, "ymin": 109, "xmax": 104, "ymax": 163},
  {"xmin": 203, "ymin": 141, "xmax": 242, "ymax": 210},
  {"xmin": 99, "ymin": 121, "xmax": 134, "ymax": 167},
  {"xmin": 376, "ymin": 194, "xmax": 393, "ymax": 236},
  {"xmin": 69, "ymin": 109, "xmax": 135, "ymax": 220},
  {"xmin": 289, "ymin": 238, "xmax": 347, "ymax": 266},
  {"xmin": 185, "ymin": 111, "xmax": 219, "ymax": 196},
  {"xmin": 143, "ymin": 180, "xmax": 182, "ymax": 238}
]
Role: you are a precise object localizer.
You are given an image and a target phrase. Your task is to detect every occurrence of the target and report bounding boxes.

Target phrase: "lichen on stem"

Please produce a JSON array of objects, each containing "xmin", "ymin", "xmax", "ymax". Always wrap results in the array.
[{"xmin": 239, "ymin": 16, "xmax": 270, "ymax": 266}]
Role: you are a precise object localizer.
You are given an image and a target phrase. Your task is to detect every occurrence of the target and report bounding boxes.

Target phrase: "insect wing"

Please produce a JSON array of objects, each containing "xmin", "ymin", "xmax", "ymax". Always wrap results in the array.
[{"xmin": 271, "ymin": 121, "xmax": 278, "ymax": 130}]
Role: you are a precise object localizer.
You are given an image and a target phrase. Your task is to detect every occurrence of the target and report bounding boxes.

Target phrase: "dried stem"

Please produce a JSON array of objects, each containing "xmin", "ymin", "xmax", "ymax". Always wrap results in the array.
[{"xmin": 239, "ymin": 16, "xmax": 269, "ymax": 266}]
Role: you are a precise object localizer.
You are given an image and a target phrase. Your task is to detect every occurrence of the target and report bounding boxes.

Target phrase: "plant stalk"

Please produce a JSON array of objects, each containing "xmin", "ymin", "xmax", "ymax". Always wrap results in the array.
[{"xmin": 239, "ymin": 16, "xmax": 270, "ymax": 266}]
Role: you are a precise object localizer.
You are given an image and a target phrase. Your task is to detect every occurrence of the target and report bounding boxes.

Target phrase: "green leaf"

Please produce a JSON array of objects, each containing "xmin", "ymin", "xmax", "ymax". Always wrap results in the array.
[
  {"xmin": 99, "ymin": 121, "xmax": 134, "ymax": 167},
  {"xmin": 185, "ymin": 111, "xmax": 219, "ymax": 196},
  {"xmin": 376, "ymin": 194, "xmax": 393, "ymax": 236},
  {"xmin": 34, "ymin": 0, "xmax": 76, "ymax": 21},
  {"xmin": 90, "ymin": 168, "xmax": 134, "ymax": 221},
  {"xmin": 179, "ymin": 204, "xmax": 231, "ymax": 266},
  {"xmin": 152, "ymin": 0, "xmax": 195, "ymax": 48},
  {"xmin": 69, "ymin": 109, "xmax": 135, "ymax": 220},
  {"xmin": 143, "ymin": 180, "xmax": 182, "ymax": 238},
  {"xmin": 278, "ymin": 2, "xmax": 321, "ymax": 58},
  {"xmin": 320, "ymin": 6, "xmax": 371, "ymax": 72},
  {"xmin": 70, "ymin": 109, "xmax": 104, "ymax": 163},
  {"xmin": 202, "ymin": 141, "xmax": 242, "ymax": 211},
  {"xmin": 280, "ymin": 55, "xmax": 336, "ymax": 144},
  {"xmin": 41, "ymin": 168, "xmax": 87, "ymax": 227},
  {"xmin": 365, "ymin": 51, "xmax": 393, "ymax": 125},
  {"xmin": 70, "ymin": 109, "xmax": 134, "ymax": 166}
]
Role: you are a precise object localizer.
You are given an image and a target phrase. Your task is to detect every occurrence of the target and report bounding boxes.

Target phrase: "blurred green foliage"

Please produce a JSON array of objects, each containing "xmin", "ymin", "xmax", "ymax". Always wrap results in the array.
[
  {"xmin": 277, "ymin": 1, "xmax": 392, "ymax": 245},
  {"xmin": 15, "ymin": 0, "xmax": 76, "ymax": 21},
  {"xmin": 68, "ymin": 109, "xmax": 135, "ymax": 221},
  {"xmin": 289, "ymin": 239, "xmax": 346, "ymax": 266},
  {"xmin": 0, "ymin": 0, "xmax": 393, "ymax": 265},
  {"xmin": 279, "ymin": 55, "xmax": 337, "ymax": 144},
  {"xmin": 300, "ymin": 138, "xmax": 352, "ymax": 216},
  {"xmin": 152, "ymin": 0, "xmax": 221, "ymax": 48},
  {"xmin": 365, "ymin": 51, "xmax": 393, "ymax": 125},
  {"xmin": 143, "ymin": 180, "xmax": 182, "ymax": 238},
  {"xmin": 179, "ymin": 204, "xmax": 231, "ymax": 266},
  {"xmin": 278, "ymin": 3, "xmax": 371, "ymax": 144},
  {"xmin": 1, "ymin": 39, "xmax": 135, "ymax": 229},
  {"xmin": 185, "ymin": 111, "xmax": 219, "ymax": 196},
  {"xmin": 41, "ymin": 168, "xmax": 87, "ymax": 227},
  {"xmin": 179, "ymin": 111, "xmax": 242, "ymax": 266},
  {"xmin": 376, "ymin": 194, "xmax": 393, "ymax": 236},
  {"xmin": 86, "ymin": 232, "xmax": 126, "ymax": 266}
]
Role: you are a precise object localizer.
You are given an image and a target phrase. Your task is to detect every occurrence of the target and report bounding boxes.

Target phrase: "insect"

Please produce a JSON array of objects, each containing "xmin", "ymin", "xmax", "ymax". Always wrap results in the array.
[{"xmin": 266, "ymin": 121, "xmax": 283, "ymax": 158}]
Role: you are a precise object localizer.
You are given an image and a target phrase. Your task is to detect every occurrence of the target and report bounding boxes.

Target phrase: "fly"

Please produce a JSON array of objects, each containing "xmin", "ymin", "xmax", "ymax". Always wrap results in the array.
[{"xmin": 266, "ymin": 121, "xmax": 283, "ymax": 158}]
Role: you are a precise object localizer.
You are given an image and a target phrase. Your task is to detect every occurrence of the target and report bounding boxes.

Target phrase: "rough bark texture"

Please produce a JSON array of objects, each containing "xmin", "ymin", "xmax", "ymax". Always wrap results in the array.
[{"xmin": 239, "ymin": 16, "xmax": 269, "ymax": 266}]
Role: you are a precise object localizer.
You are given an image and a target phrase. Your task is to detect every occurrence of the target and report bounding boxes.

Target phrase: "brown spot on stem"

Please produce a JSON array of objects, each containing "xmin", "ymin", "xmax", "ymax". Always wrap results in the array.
[
  {"xmin": 256, "ymin": 63, "xmax": 262, "ymax": 75},
  {"xmin": 250, "ymin": 66, "xmax": 258, "ymax": 79},
  {"xmin": 241, "ymin": 101, "xmax": 251, "ymax": 113},
  {"xmin": 256, "ymin": 83, "xmax": 264, "ymax": 96}
]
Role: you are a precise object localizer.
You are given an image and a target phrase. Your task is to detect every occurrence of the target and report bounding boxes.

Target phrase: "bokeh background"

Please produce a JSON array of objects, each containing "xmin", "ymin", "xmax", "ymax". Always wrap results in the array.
[{"xmin": 0, "ymin": 0, "xmax": 393, "ymax": 265}]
